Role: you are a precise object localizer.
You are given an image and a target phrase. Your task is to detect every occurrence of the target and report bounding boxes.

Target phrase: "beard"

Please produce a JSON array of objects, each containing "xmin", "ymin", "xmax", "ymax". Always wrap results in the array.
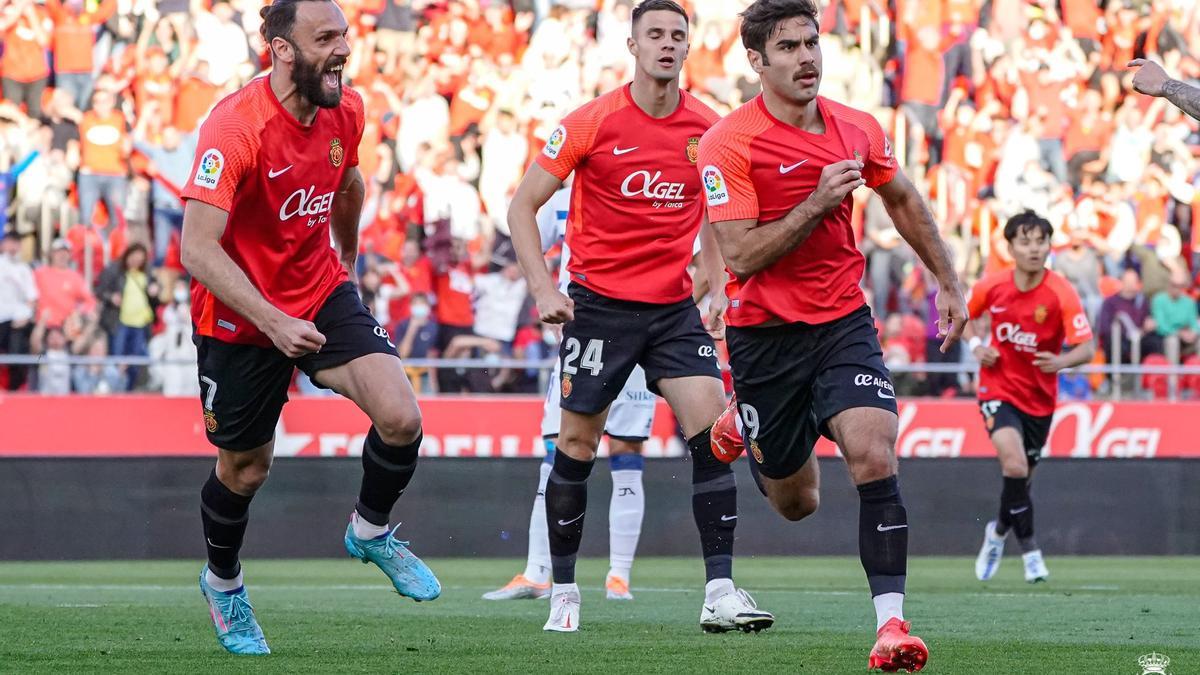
[{"xmin": 292, "ymin": 48, "xmax": 343, "ymax": 109}]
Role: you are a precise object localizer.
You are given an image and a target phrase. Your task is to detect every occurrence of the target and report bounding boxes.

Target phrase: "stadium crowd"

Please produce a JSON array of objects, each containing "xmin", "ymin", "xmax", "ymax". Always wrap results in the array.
[{"xmin": 1, "ymin": 0, "xmax": 1199, "ymax": 396}]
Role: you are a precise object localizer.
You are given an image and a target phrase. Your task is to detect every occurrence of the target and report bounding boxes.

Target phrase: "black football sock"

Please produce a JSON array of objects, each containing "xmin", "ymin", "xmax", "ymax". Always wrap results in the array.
[
  {"xmin": 545, "ymin": 448, "xmax": 594, "ymax": 584},
  {"xmin": 995, "ymin": 476, "xmax": 1027, "ymax": 540},
  {"xmin": 998, "ymin": 476, "xmax": 1037, "ymax": 552},
  {"xmin": 201, "ymin": 469, "xmax": 254, "ymax": 580},
  {"xmin": 858, "ymin": 475, "xmax": 907, "ymax": 597},
  {"xmin": 688, "ymin": 427, "xmax": 737, "ymax": 582},
  {"xmin": 356, "ymin": 426, "xmax": 421, "ymax": 527}
]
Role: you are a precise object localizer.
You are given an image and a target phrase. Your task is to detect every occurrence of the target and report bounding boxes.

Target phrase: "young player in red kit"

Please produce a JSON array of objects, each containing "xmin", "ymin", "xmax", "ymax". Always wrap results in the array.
[
  {"xmin": 968, "ymin": 211, "xmax": 1095, "ymax": 584},
  {"xmin": 181, "ymin": 0, "xmax": 438, "ymax": 655},
  {"xmin": 697, "ymin": 0, "xmax": 967, "ymax": 670},
  {"xmin": 508, "ymin": 0, "xmax": 774, "ymax": 635}
]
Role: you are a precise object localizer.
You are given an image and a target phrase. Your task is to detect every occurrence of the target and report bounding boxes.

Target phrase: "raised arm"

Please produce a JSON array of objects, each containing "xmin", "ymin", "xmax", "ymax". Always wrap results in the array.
[
  {"xmin": 1129, "ymin": 59, "xmax": 1200, "ymax": 121},
  {"xmin": 874, "ymin": 170, "xmax": 966, "ymax": 351},
  {"xmin": 180, "ymin": 201, "xmax": 325, "ymax": 357},
  {"xmin": 710, "ymin": 159, "xmax": 865, "ymax": 281}
]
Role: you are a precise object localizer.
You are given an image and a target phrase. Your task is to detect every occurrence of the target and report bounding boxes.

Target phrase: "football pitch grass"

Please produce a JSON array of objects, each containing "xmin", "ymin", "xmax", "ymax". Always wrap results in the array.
[{"xmin": 1, "ymin": 557, "xmax": 1196, "ymax": 674}]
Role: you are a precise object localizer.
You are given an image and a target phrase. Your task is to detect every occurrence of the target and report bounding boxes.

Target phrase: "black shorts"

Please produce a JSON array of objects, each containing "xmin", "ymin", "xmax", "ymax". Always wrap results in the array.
[
  {"xmin": 726, "ymin": 305, "xmax": 897, "ymax": 480},
  {"xmin": 978, "ymin": 400, "xmax": 1053, "ymax": 467},
  {"xmin": 195, "ymin": 282, "xmax": 399, "ymax": 451},
  {"xmin": 558, "ymin": 282, "xmax": 721, "ymax": 415}
]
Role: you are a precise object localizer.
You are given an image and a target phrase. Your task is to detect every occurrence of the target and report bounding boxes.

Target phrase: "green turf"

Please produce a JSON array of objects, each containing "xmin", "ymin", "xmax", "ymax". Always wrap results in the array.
[{"xmin": 1, "ymin": 557, "xmax": 1196, "ymax": 673}]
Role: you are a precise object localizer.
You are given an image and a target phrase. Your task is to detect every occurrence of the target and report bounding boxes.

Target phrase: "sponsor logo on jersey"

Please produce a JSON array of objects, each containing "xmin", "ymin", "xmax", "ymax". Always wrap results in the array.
[
  {"xmin": 329, "ymin": 138, "xmax": 344, "ymax": 167},
  {"xmin": 193, "ymin": 149, "xmax": 224, "ymax": 190},
  {"xmin": 697, "ymin": 345, "xmax": 717, "ymax": 358},
  {"xmin": 686, "ymin": 137, "xmax": 699, "ymax": 164},
  {"xmin": 280, "ymin": 185, "xmax": 336, "ymax": 224},
  {"xmin": 620, "ymin": 170, "xmax": 687, "ymax": 201},
  {"xmin": 1073, "ymin": 313, "xmax": 1089, "ymax": 331},
  {"xmin": 995, "ymin": 322, "xmax": 1038, "ymax": 351},
  {"xmin": 1034, "ymin": 304, "xmax": 1048, "ymax": 324},
  {"xmin": 543, "ymin": 126, "xmax": 567, "ymax": 159},
  {"xmin": 854, "ymin": 373, "xmax": 894, "ymax": 392},
  {"xmin": 701, "ymin": 165, "xmax": 728, "ymax": 206}
]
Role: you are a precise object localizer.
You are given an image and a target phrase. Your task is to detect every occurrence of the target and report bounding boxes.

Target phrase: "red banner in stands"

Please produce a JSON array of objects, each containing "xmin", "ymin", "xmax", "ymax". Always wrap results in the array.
[{"xmin": 0, "ymin": 396, "xmax": 1186, "ymax": 459}]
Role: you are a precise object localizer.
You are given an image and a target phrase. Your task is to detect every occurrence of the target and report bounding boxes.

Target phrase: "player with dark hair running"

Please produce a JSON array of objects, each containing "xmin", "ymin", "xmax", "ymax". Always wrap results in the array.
[
  {"xmin": 698, "ymin": 0, "xmax": 966, "ymax": 670},
  {"xmin": 182, "ymin": 0, "xmax": 437, "ymax": 655},
  {"xmin": 508, "ymin": 0, "xmax": 774, "ymax": 634},
  {"xmin": 968, "ymin": 211, "xmax": 1094, "ymax": 584}
]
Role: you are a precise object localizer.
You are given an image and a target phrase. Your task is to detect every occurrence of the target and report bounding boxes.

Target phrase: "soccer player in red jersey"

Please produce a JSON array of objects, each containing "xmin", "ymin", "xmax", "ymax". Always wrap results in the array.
[
  {"xmin": 180, "ymin": 0, "xmax": 438, "ymax": 655},
  {"xmin": 508, "ymin": 0, "xmax": 774, "ymax": 634},
  {"xmin": 967, "ymin": 211, "xmax": 1094, "ymax": 585},
  {"xmin": 696, "ymin": 0, "xmax": 967, "ymax": 670}
]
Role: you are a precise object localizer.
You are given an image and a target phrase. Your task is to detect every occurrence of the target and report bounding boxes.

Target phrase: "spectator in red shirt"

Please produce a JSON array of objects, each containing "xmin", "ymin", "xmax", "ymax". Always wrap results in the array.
[
  {"xmin": 0, "ymin": 0, "xmax": 53, "ymax": 119},
  {"xmin": 33, "ymin": 239, "xmax": 96, "ymax": 330}
]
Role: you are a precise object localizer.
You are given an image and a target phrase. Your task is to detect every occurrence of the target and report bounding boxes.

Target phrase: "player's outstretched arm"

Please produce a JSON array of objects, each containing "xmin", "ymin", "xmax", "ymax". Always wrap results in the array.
[
  {"xmin": 875, "ymin": 171, "xmax": 966, "ymax": 352},
  {"xmin": 508, "ymin": 163, "xmax": 574, "ymax": 324},
  {"xmin": 331, "ymin": 166, "xmax": 366, "ymax": 280},
  {"xmin": 181, "ymin": 201, "xmax": 325, "ymax": 357},
  {"xmin": 1128, "ymin": 59, "xmax": 1200, "ymax": 121},
  {"xmin": 711, "ymin": 159, "xmax": 864, "ymax": 281}
]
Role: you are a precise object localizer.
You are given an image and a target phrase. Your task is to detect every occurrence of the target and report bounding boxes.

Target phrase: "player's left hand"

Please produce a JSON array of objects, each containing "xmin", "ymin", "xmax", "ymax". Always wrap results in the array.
[
  {"xmin": 935, "ymin": 284, "xmax": 968, "ymax": 353},
  {"xmin": 1128, "ymin": 59, "xmax": 1170, "ymax": 97},
  {"xmin": 705, "ymin": 292, "xmax": 728, "ymax": 341},
  {"xmin": 1032, "ymin": 351, "xmax": 1063, "ymax": 373}
]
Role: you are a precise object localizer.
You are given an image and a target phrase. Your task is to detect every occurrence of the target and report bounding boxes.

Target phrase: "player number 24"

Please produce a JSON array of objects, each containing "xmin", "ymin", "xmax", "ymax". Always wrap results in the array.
[{"xmin": 563, "ymin": 338, "xmax": 604, "ymax": 376}]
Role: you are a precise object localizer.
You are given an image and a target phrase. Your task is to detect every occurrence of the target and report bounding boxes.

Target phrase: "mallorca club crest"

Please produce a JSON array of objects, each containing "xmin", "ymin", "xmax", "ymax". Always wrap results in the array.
[
  {"xmin": 686, "ymin": 137, "xmax": 699, "ymax": 164},
  {"xmin": 1034, "ymin": 304, "xmax": 1048, "ymax": 324},
  {"xmin": 203, "ymin": 410, "xmax": 219, "ymax": 433},
  {"xmin": 1137, "ymin": 652, "xmax": 1170, "ymax": 675},
  {"xmin": 749, "ymin": 438, "xmax": 764, "ymax": 464},
  {"xmin": 329, "ymin": 138, "xmax": 344, "ymax": 167},
  {"xmin": 561, "ymin": 373, "xmax": 573, "ymax": 399}
]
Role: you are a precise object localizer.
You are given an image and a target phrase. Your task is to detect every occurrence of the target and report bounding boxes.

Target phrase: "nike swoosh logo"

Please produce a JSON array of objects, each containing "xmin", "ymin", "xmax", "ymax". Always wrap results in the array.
[
  {"xmin": 720, "ymin": 515, "xmax": 738, "ymax": 522},
  {"xmin": 703, "ymin": 606, "xmax": 715, "ymax": 613},
  {"xmin": 1009, "ymin": 506, "xmax": 1029, "ymax": 515},
  {"xmin": 877, "ymin": 390, "xmax": 896, "ymax": 400},
  {"xmin": 206, "ymin": 538, "xmax": 233, "ymax": 549},
  {"xmin": 613, "ymin": 146, "xmax": 639, "ymax": 155},
  {"xmin": 877, "ymin": 524, "xmax": 908, "ymax": 532},
  {"xmin": 268, "ymin": 165, "xmax": 293, "ymax": 179},
  {"xmin": 779, "ymin": 159, "xmax": 809, "ymax": 174},
  {"xmin": 557, "ymin": 513, "xmax": 584, "ymax": 526}
]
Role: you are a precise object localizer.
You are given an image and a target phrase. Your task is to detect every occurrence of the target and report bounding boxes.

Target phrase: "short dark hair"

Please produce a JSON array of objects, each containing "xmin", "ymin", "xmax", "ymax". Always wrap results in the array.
[
  {"xmin": 1003, "ymin": 210, "xmax": 1053, "ymax": 243},
  {"xmin": 631, "ymin": 0, "xmax": 688, "ymax": 29},
  {"xmin": 740, "ymin": 0, "xmax": 820, "ymax": 57},
  {"xmin": 259, "ymin": 0, "xmax": 330, "ymax": 44}
]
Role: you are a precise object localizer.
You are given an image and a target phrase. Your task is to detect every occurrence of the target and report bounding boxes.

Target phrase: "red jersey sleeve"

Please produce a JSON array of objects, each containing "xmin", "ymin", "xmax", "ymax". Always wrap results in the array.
[
  {"xmin": 534, "ymin": 104, "xmax": 603, "ymax": 181},
  {"xmin": 696, "ymin": 125, "xmax": 758, "ymax": 223},
  {"xmin": 344, "ymin": 88, "xmax": 365, "ymax": 168},
  {"xmin": 1050, "ymin": 274, "xmax": 1094, "ymax": 345},
  {"xmin": 181, "ymin": 109, "xmax": 260, "ymax": 212},
  {"xmin": 967, "ymin": 274, "xmax": 999, "ymax": 320}
]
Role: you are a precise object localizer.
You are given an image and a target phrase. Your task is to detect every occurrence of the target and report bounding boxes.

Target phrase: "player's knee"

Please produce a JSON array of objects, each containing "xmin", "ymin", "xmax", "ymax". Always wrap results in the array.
[
  {"xmin": 557, "ymin": 433, "xmax": 600, "ymax": 460},
  {"xmin": 849, "ymin": 444, "xmax": 898, "ymax": 485},
  {"xmin": 219, "ymin": 458, "xmax": 270, "ymax": 494},
  {"xmin": 373, "ymin": 404, "xmax": 423, "ymax": 446},
  {"xmin": 775, "ymin": 490, "xmax": 819, "ymax": 522}
]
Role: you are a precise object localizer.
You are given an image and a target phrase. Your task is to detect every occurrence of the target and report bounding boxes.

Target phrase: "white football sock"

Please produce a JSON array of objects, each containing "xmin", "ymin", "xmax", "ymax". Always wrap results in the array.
[
  {"xmin": 205, "ymin": 568, "xmax": 244, "ymax": 593},
  {"xmin": 608, "ymin": 468, "xmax": 644, "ymax": 582},
  {"xmin": 351, "ymin": 510, "xmax": 389, "ymax": 540},
  {"xmin": 523, "ymin": 460, "xmax": 554, "ymax": 585},
  {"xmin": 873, "ymin": 592, "xmax": 905, "ymax": 630},
  {"xmin": 552, "ymin": 582, "xmax": 580, "ymax": 597},
  {"xmin": 704, "ymin": 577, "xmax": 735, "ymax": 604}
]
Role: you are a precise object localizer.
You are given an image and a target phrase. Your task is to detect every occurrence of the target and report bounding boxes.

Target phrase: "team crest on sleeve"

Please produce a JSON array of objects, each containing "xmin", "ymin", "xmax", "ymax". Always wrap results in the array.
[
  {"xmin": 543, "ymin": 125, "xmax": 567, "ymax": 159},
  {"xmin": 193, "ymin": 149, "xmax": 225, "ymax": 190},
  {"xmin": 561, "ymin": 373, "xmax": 573, "ymax": 399},
  {"xmin": 701, "ymin": 165, "xmax": 729, "ymax": 206},
  {"xmin": 883, "ymin": 135, "xmax": 893, "ymax": 158},
  {"xmin": 329, "ymin": 138, "xmax": 344, "ymax": 167},
  {"xmin": 686, "ymin": 137, "xmax": 699, "ymax": 164}
]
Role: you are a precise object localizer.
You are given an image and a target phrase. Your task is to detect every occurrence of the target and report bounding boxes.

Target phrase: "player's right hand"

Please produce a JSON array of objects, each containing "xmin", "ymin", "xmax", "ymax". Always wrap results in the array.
[
  {"xmin": 1128, "ymin": 59, "xmax": 1169, "ymax": 97},
  {"xmin": 535, "ymin": 289, "xmax": 574, "ymax": 324},
  {"xmin": 809, "ymin": 159, "xmax": 866, "ymax": 214},
  {"xmin": 266, "ymin": 315, "xmax": 326, "ymax": 358},
  {"xmin": 973, "ymin": 345, "xmax": 1000, "ymax": 367}
]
